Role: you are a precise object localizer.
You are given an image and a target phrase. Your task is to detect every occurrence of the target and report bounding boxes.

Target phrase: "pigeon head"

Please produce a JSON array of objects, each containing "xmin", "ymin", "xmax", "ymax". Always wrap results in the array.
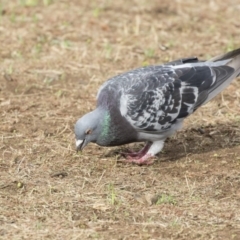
[{"xmin": 74, "ymin": 109, "xmax": 103, "ymax": 151}]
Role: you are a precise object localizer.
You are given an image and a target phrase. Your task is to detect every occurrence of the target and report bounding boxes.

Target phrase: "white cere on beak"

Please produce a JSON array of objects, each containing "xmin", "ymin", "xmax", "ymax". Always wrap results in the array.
[{"xmin": 76, "ymin": 139, "xmax": 83, "ymax": 148}]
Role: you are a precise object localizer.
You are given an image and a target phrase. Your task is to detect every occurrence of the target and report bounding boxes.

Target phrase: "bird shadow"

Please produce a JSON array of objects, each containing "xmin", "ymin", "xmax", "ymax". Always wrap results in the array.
[
  {"xmin": 104, "ymin": 121, "xmax": 240, "ymax": 162},
  {"xmin": 161, "ymin": 121, "xmax": 240, "ymax": 162}
]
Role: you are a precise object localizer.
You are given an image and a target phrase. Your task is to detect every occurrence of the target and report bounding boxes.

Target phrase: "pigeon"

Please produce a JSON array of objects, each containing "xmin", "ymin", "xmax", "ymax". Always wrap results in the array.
[{"xmin": 75, "ymin": 48, "xmax": 240, "ymax": 165}]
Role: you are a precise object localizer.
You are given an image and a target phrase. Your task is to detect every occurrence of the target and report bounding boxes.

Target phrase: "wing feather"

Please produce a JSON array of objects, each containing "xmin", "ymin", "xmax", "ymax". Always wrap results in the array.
[
  {"xmin": 119, "ymin": 64, "xmax": 232, "ymax": 133},
  {"xmin": 97, "ymin": 61, "xmax": 235, "ymax": 134}
]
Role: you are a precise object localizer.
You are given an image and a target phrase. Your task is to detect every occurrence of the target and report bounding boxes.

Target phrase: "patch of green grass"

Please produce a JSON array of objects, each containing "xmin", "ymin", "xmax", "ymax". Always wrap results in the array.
[
  {"xmin": 93, "ymin": 8, "xmax": 101, "ymax": 18},
  {"xmin": 35, "ymin": 221, "xmax": 43, "ymax": 230},
  {"xmin": 90, "ymin": 232, "xmax": 100, "ymax": 239},
  {"xmin": 107, "ymin": 183, "xmax": 117, "ymax": 205},
  {"xmin": 142, "ymin": 60, "xmax": 149, "ymax": 66},
  {"xmin": 61, "ymin": 40, "xmax": 72, "ymax": 49},
  {"xmin": 104, "ymin": 43, "xmax": 113, "ymax": 59},
  {"xmin": 55, "ymin": 89, "xmax": 64, "ymax": 98},
  {"xmin": 207, "ymin": 24, "xmax": 216, "ymax": 33},
  {"xmin": 6, "ymin": 65, "xmax": 13, "ymax": 75},
  {"xmin": 156, "ymin": 194, "xmax": 176, "ymax": 205},
  {"xmin": 205, "ymin": 54, "xmax": 213, "ymax": 59},
  {"xmin": 19, "ymin": 0, "xmax": 39, "ymax": 7},
  {"xmin": 144, "ymin": 48, "xmax": 155, "ymax": 58},
  {"xmin": 170, "ymin": 218, "xmax": 180, "ymax": 227},
  {"xmin": 19, "ymin": 0, "xmax": 53, "ymax": 7},
  {"xmin": 32, "ymin": 43, "xmax": 43, "ymax": 56},
  {"xmin": 43, "ymin": 0, "xmax": 53, "ymax": 6},
  {"xmin": 43, "ymin": 76, "xmax": 53, "ymax": 85},
  {"xmin": 10, "ymin": 13, "xmax": 16, "ymax": 23},
  {"xmin": 51, "ymin": 39, "xmax": 73, "ymax": 49},
  {"xmin": 226, "ymin": 38, "xmax": 236, "ymax": 52},
  {"xmin": 32, "ymin": 13, "xmax": 39, "ymax": 23}
]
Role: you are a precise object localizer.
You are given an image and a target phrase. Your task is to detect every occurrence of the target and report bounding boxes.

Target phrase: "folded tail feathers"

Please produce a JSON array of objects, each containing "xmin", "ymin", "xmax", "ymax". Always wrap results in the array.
[
  {"xmin": 209, "ymin": 47, "xmax": 240, "ymax": 63},
  {"xmin": 204, "ymin": 47, "xmax": 240, "ymax": 105}
]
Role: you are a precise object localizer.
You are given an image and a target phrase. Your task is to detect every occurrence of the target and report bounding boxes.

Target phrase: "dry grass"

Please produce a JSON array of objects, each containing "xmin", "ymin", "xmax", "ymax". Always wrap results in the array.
[{"xmin": 0, "ymin": 0, "xmax": 240, "ymax": 239}]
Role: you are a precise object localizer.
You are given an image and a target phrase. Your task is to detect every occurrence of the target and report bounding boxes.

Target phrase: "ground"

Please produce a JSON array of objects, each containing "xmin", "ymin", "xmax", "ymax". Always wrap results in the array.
[{"xmin": 0, "ymin": 0, "xmax": 240, "ymax": 239}]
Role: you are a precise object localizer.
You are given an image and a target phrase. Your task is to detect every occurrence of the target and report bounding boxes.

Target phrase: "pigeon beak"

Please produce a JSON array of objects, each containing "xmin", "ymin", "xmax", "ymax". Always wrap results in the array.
[{"xmin": 76, "ymin": 139, "xmax": 86, "ymax": 152}]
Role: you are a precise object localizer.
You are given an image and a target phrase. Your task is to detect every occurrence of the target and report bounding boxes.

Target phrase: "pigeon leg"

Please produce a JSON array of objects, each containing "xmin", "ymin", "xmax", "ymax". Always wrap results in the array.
[
  {"xmin": 125, "ymin": 140, "xmax": 165, "ymax": 165},
  {"xmin": 125, "ymin": 153, "xmax": 154, "ymax": 165},
  {"xmin": 121, "ymin": 142, "xmax": 151, "ymax": 158}
]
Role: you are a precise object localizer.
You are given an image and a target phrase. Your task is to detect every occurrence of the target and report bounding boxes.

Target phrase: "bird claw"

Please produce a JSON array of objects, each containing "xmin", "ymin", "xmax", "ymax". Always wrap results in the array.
[
  {"xmin": 120, "ymin": 154, "xmax": 155, "ymax": 165},
  {"xmin": 121, "ymin": 143, "xmax": 152, "ymax": 159}
]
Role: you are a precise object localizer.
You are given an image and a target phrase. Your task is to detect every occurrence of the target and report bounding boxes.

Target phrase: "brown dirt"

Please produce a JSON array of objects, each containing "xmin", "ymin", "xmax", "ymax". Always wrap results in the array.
[{"xmin": 0, "ymin": 0, "xmax": 240, "ymax": 239}]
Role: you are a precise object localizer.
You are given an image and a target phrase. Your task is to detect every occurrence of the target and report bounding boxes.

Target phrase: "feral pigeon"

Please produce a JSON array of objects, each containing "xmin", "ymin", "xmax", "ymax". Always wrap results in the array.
[{"xmin": 75, "ymin": 48, "xmax": 240, "ymax": 165}]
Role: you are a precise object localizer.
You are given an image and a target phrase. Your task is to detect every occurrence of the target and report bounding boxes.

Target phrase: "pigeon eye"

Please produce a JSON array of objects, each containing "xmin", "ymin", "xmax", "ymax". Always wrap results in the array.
[{"xmin": 85, "ymin": 129, "xmax": 92, "ymax": 135}]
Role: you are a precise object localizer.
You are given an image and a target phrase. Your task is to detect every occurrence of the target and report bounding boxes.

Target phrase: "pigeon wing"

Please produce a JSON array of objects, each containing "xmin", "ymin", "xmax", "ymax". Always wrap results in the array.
[{"xmin": 119, "ymin": 64, "xmax": 233, "ymax": 133}]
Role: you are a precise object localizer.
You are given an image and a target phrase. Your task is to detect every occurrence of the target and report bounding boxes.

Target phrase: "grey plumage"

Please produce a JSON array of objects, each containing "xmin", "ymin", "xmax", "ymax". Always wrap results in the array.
[{"xmin": 75, "ymin": 48, "xmax": 240, "ymax": 165}]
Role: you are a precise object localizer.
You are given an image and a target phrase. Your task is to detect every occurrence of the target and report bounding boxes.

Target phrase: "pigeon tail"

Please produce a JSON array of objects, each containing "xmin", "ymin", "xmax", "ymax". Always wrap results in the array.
[{"xmin": 204, "ymin": 48, "xmax": 240, "ymax": 105}]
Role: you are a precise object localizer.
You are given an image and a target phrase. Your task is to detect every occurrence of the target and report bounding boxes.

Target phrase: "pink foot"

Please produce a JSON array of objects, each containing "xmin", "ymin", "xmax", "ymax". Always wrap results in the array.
[
  {"xmin": 123, "ymin": 154, "xmax": 154, "ymax": 165},
  {"xmin": 121, "ymin": 142, "xmax": 151, "ymax": 159}
]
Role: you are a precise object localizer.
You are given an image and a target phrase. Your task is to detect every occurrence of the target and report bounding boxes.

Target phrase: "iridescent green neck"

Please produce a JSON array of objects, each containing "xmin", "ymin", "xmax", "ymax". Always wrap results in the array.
[{"xmin": 100, "ymin": 112, "xmax": 111, "ymax": 138}]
